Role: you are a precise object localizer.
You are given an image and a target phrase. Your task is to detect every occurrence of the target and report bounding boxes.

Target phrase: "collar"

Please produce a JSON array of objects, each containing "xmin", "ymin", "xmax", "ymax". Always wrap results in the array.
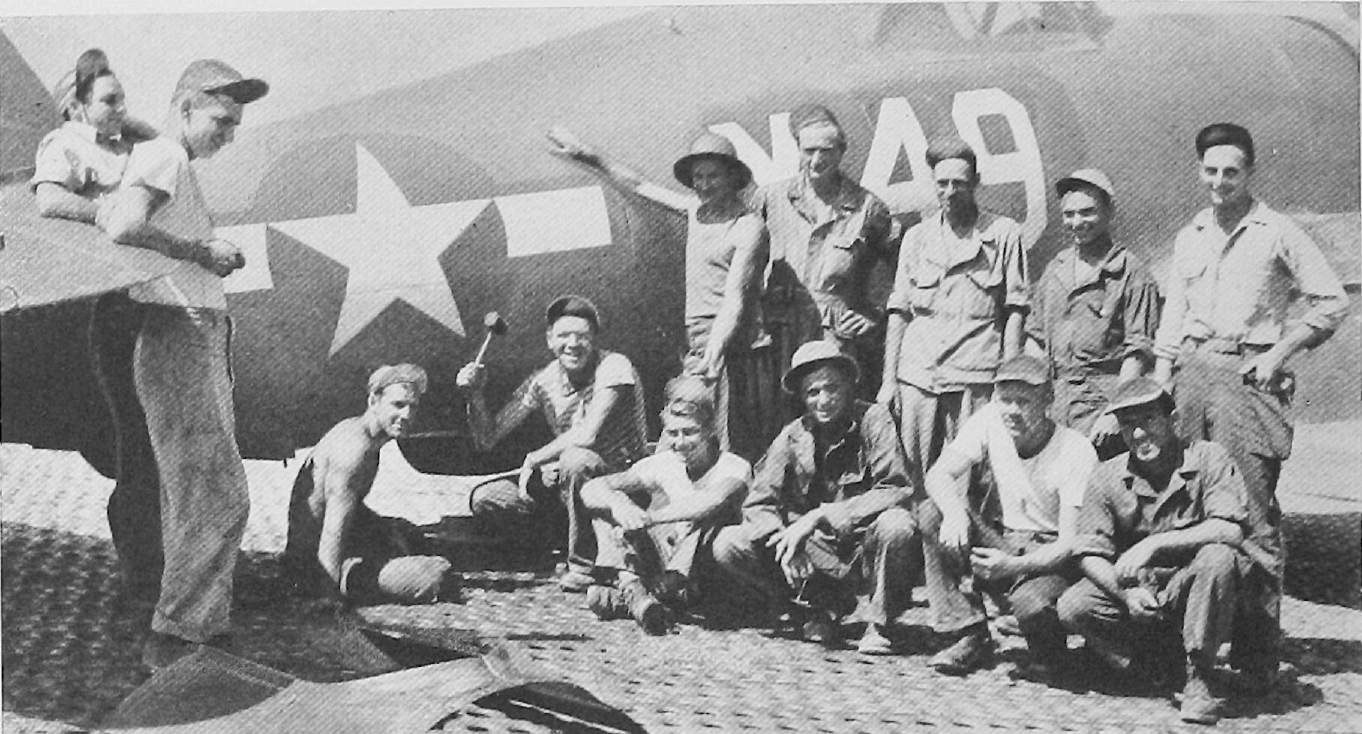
[
  {"xmin": 787, "ymin": 174, "xmax": 863, "ymax": 221},
  {"xmin": 929, "ymin": 209, "xmax": 999, "ymax": 269},
  {"xmin": 1052, "ymin": 238, "xmax": 1128, "ymax": 291},
  {"xmin": 1191, "ymin": 199, "xmax": 1269, "ymax": 233},
  {"xmin": 1121, "ymin": 443, "xmax": 1199, "ymax": 501},
  {"xmin": 61, "ymin": 120, "xmax": 101, "ymax": 144}
]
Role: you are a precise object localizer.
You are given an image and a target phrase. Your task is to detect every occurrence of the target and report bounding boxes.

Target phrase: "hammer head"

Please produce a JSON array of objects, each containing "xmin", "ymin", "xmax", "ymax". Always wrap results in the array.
[{"xmin": 483, "ymin": 311, "xmax": 508, "ymax": 335}]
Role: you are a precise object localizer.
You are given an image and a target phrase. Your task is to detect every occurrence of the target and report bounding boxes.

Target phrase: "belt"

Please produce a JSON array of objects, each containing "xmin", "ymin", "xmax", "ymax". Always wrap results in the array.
[{"xmin": 1187, "ymin": 336, "xmax": 1270, "ymax": 356}]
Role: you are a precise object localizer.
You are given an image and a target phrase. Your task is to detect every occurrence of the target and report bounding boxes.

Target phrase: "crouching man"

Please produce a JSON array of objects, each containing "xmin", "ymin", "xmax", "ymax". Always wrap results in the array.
[
  {"xmin": 925, "ymin": 356, "xmax": 1098, "ymax": 679},
  {"xmin": 580, "ymin": 375, "xmax": 752, "ymax": 634},
  {"xmin": 712, "ymin": 341, "xmax": 918, "ymax": 655},
  {"xmin": 1058, "ymin": 378, "xmax": 1252, "ymax": 725},
  {"xmin": 283, "ymin": 365, "xmax": 458, "ymax": 605}
]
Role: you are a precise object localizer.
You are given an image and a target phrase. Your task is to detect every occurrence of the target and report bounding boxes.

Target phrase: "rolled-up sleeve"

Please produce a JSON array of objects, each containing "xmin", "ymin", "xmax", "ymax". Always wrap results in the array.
[
  {"xmin": 1153, "ymin": 236, "xmax": 1190, "ymax": 362},
  {"xmin": 998, "ymin": 220, "xmax": 1030, "ymax": 310},
  {"xmin": 1071, "ymin": 465, "xmax": 1122, "ymax": 560},
  {"xmin": 741, "ymin": 427, "xmax": 793, "ymax": 540},
  {"xmin": 886, "ymin": 228, "xmax": 919, "ymax": 315},
  {"xmin": 1279, "ymin": 221, "xmax": 1349, "ymax": 336},
  {"xmin": 1194, "ymin": 443, "xmax": 1249, "ymax": 526}
]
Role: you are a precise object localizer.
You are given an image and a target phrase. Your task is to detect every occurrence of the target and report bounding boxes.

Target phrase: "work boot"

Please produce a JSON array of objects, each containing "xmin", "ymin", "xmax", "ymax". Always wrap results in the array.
[
  {"xmin": 586, "ymin": 585, "xmax": 630, "ymax": 621},
  {"xmin": 1179, "ymin": 661, "xmax": 1222, "ymax": 725},
  {"xmin": 652, "ymin": 570, "xmax": 693, "ymax": 612},
  {"xmin": 622, "ymin": 580, "xmax": 671, "ymax": 635},
  {"xmin": 929, "ymin": 625, "xmax": 993, "ymax": 676},
  {"xmin": 800, "ymin": 609, "xmax": 841, "ymax": 648}
]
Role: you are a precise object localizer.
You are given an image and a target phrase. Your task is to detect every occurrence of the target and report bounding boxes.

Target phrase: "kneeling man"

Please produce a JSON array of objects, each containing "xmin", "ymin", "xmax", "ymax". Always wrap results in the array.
[
  {"xmin": 283, "ymin": 364, "xmax": 458, "ymax": 605},
  {"xmin": 580, "ymin": 375, "xmax": 752, "ymax": 634},
  {"xmin": 1058, "ymin": 378, "xmax": 1252, "ymax": 725},
  {"xmin": 712, "ymin": 341, "xmax": 918, "ymax": 655},
  {"xmin": 926, "ymin": 355, "xmax": 1098, "ymax": 678}
]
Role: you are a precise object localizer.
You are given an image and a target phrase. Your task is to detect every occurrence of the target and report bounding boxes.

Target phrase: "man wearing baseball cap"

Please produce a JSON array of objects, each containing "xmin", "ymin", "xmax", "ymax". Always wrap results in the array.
[
  {"xmin": 1027, "ymin": 169, "xmax": 1160, "ymax": 459},
  {"xmin": 98, "ymin": 59, "xmax": 268, "ymax": 669},
  {"xmin": 922, "ymin": 355, "xmax": 1098, "ymax": 678},
  {"xmin": 711, "ymin": 340, "xmax": 919, "ymax": 655},
  {"xmin": 752, "ymin": 104, "xmax": 896, "ymax": 407},
  {"xmin": 457, "ymin": 295, "xmax": 649, "ymax": 592},
  {"xmin": 1058, "ymin": 377, "xmax": 1253, "ymax": 724},
  {"xmin": 1152, "ymin": 123, "xmax": 1348, "ymax": 690}
]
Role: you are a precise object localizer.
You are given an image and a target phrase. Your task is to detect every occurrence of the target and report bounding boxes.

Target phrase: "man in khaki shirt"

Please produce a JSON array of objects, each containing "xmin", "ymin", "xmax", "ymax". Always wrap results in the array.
[{"xmin": 1153, "ymin": 123, "xmax": 1348, "ymax": 691}]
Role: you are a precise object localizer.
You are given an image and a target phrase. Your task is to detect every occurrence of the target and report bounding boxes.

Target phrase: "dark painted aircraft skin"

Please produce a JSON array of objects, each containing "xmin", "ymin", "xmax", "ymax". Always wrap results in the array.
[{"xmin": 1, "ymin": 4, "xmax": 1358, "ymax": 476}]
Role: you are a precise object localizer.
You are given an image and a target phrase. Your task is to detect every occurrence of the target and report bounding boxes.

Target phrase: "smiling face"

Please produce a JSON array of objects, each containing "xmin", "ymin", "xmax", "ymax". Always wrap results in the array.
[
  {"xmin": 993, "ymin": 381, "xmax": 1051, "ymax": 446},
  {"xmin": 799, "ymin": 364, "xmax": 854, "ymax": 427},
  {"xmin": 546, "ymin": 315, "xmax": 597, "ymax": 377},
  {"xmin": 660, "ymin": 410, "xmax": 716, "ymax": 471},
  {"xmin": 690, "ymin": 158, "xmax": 740, "ymax": 204},
  {"xmin": 181, "ymin": 93, "xmax": 242, "ymax": 160},
  {"xmin": 369, "ymin": 383, "xmax": 420, "ymax": 439},
  {"xmin": 79, "ymin": 74, "xmax": 127, "ymax": 140},
  {"xmin": 1060, "ymin": 188, "xmax": 1112, "ymax": 249},
  {"xmin": 1199, "ymin": 144, "xmax": 1254, "ymax": 210}
]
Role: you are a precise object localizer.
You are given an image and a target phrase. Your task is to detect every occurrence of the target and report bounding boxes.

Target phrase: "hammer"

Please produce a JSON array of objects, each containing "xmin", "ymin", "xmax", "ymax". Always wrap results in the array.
[{"xmin": 472, "ymin": 311, "xmax": 508, "ymax": 368}]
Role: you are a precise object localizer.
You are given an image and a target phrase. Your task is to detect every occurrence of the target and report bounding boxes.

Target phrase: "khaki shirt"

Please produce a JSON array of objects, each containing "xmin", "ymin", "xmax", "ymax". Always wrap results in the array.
[
  {"xmin": 1029, "ymin": 239, "xmax": 1161, "ymax": 376},
  {"xmin": 888, "ymin": 210, "xmax": 1030, "ymax": 391},
  {"xmin": 1153, "ymin": 200, "xmax": 1348, "ymax": 361}
]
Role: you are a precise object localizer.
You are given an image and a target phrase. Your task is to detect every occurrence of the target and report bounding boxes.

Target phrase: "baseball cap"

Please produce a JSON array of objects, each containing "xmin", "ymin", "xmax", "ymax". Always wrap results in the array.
[
  {"xmin": 1056, "ymin": 168, "xmax": 1116, "ymax": 201},
  {"xmin": 992, "ymin": 355, "xmax": 1052, "ymax": 387},
  {"xmin": 174, "ymin": 59, "xmax": 269, "ymax": 104},
  {"xmin": 545, "ymin": 295, "xmax": 601, "ymax": 331},
  {"xmin": 782, "ymin": 340, "xmax": 859, "ymax": 393},
  {"xmin": 1105, "ymin": 377, "xmax": 1172, "ymax": 414}
]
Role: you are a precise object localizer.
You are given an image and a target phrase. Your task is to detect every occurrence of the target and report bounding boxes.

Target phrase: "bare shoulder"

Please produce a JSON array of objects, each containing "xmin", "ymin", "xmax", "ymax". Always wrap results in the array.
[{"xmin": 311, "ymin": 418, "xmax": 372, "ymax": 472}]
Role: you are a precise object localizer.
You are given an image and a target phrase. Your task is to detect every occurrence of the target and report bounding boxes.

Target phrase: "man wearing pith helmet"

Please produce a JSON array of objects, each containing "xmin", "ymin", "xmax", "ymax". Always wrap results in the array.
[
  {"xmin": 711, "ymin": 340, "xmax": 919, "ymax": 656},
  {"xmin": 752, "ymin": 104, "xmax": 897, "ymax": 405},
  {"xmin": 1058, "ymin": 377, "xmax": 1254, "ymax": 724},
  {"xmin": 1028, "ymin": 168, "xmax": 1161, "ymax": 459},
  {"xmin": 1152, "ymin": 123, "xmax": 1348, "ymax": 691}
]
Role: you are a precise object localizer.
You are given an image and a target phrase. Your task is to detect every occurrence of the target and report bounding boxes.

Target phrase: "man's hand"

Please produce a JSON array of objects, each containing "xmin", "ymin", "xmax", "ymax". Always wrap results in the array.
[
  {"xmin": 970, "ymin": 547, "xmax": 1018, "ymax": 583},
  {"xmin": 456, "ymin": 363, "xmax": 488, "ymax": 391},
  {"xmin": 835, "ymin": 309, "xmax": 877, "ymax": 339},
  {"xmin": 768, "ymin": 513, "xmax": 820, "ymax": 570},
  {"xmin": 200, "ymin": 238, "xmax": 245, "ymax": 277},
  {"xmin": 1122, "ymin": 586, "xmax": 1162, "ymax": 621},
  {"xmin": 1089, "ymin": 412, "xmax": 1121, "ymax": 446},
  {"xmin": 612, "ymin": 501, "xmax": 650, "ymax": 533},
  {"xmin": 695, "ymin": 345, "xmax": 726, "ymax": 382},
  {"xmin": 1239, "ymin": 349, "xmax": 1287, "ymax": 393},
  {"xmin": 516, "ymin": 461, "xmax": 535, "ymax": 504},
  {"xmin": 781, "ymin": 547, "xmax": 815, "ymax": 586},
  {"xmin": 546, "ymin": 127, "xmax": 601, "ymax": 167},
  {"xmin": 938, "ymin": 510, "xmax": 971, "ymax": 555},
  {"xmin": 1114, "ymin": 539, "xmax": 1158, "ymax": 584}
]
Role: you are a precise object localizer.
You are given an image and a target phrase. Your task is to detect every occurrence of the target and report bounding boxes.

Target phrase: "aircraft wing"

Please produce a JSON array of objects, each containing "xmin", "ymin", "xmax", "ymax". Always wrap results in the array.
[{"xmin": 0, "ymin": 185, "xmax": 180, "ymax": 313}]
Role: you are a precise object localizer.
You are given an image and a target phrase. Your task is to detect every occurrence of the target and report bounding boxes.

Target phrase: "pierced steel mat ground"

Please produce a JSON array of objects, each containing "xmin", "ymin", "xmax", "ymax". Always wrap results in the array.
[{"xmin": 3, "ymin": 444, "xmax": 1360, "ymax": 733}]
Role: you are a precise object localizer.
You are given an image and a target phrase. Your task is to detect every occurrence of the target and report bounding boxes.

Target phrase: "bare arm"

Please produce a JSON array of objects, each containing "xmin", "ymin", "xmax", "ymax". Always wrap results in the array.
[
  {"xmin": 101, "ymin": 185, "xmax": 241, "ymax": 276},
  {"xmin": 878, "ymin": 310, "xmax": 908, "ymax": 403},
  {"xmin": 525, "ymin": 384, "xmax": 626, "ymax": 469},
  {"xmin": 547, "ymin": 126, "xmax": 692, "ymax": 212},
  {"xmin": 1113, "ymin": 518, "xmax": 1242, "ymax": 583},
  {"xmin": 1003, "ymin": 307, "xmax": 1026, "ymax": 362},
  {"xmin": 700, "ymin": 219, "xmax": 767, "ymax": 379},
  {"xmin": 34, "ymin": 183, "xmax": 100, "ymax": 223},
  {"xmin": 313, "ymin": 452, "xmax": 369, "ymax": 589}
]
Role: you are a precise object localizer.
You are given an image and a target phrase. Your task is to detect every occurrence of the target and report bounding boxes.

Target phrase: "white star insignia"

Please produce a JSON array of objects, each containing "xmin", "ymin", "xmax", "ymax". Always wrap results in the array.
[{"xmin": 272, "ymin": 144, "xmax": 488, "ymax": 354}]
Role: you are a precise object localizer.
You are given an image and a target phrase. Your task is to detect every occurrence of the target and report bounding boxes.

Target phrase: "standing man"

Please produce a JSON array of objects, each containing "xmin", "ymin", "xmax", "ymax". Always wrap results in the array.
[
  {"xmin": 580, "ymin": 375, "xmax": 752, "ymax": 634},
  {"xmin": 457, "ymin": 296, "xmax": 649, "ymax": 591},
  {"xmin": 879, "ymin": 137, "xmax": 1029, "ymax": 672},
  {"xmin": 99, "ymin": 60, "xmax": 267, "ymax": 668},
  {"xmin": 282, "ymin": 365, "xmax": 458, "ymax": 606},
  {"xmin": 753, "ymin": 104, "xmax": 896, "ymax": 402},
  {"xmin": 1058, "ymin": 378, "xmax": 1252, "ymax": 724},
  {"xmin": 711, "ymin": 341, "xmax": 919, "ymax": 655},
  {"xmin": 1153, "ymin": 123, "xmax": 1348, "ymax": 689},
  {"xmin": 925, "ymin": 356, "xmax": 1098, "ymax": 679},
  {"xmin": 1029, "ymin": 170, "xmax": 1161, "ymax": 458}
]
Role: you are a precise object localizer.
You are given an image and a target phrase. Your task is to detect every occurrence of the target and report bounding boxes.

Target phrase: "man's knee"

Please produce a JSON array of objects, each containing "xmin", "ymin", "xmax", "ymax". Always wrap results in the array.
[
  {"xmin": 1010, "ymin": 575, "xmax": 1070, "ymax": 623},
  {"xmin": 711, "ymin": 524, "xmax": 761, "ymax": 569},
  {"xmin": 377, "ymin": 555, "xmax": 457, "ymax": 605},
  {"xmin": 469, "ymin": 479, "xmax": 524, "ymax": 517},
  {"xmin": 868, "ymin": 507, "xmax": 917, "ymax": 549},
  {"xmin": 1057, "ymin": 581, "xmax": 1097, "ymax": 630}
]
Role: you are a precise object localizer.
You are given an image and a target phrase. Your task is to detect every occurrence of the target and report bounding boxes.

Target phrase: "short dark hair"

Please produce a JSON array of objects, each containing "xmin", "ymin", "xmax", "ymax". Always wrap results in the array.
[
  {"xmin": 1195, "ymin": 123, "xmax": 1255, "ymax": 166},
  {"xmin": 545, "ymin": 295, "xmax": 600, "ymax": 332},
  {"xmin": 926, "ymin": 137, "xmax": 978, "ymax": 177},
  {"xmin": 661, "ymin": 374, "xmax": 716, "ymax": 428},
  {"xmin": 73, "ymin": 48, "xmax": 113, "ymax": 105}
]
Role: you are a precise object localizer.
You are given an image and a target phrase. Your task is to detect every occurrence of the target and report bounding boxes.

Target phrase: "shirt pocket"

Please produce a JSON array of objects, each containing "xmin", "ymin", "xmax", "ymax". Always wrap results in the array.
[
  {"xmin": 909, "ymin": 261, "xmax": 944, "ymax": 311},
  {"xmin": 817, "ymin": 232, "xmax": 862, "ymax": 291}
]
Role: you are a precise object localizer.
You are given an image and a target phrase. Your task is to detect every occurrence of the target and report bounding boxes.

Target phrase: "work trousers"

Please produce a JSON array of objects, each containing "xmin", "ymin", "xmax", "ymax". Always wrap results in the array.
[
  {"xmin": 1176, "ymin": 347, "xmax": 1288, "ymax": 670},
  {"xmin": 977, "ymin": 530, "xmax": 1077, "ymax": 659},
  {"xmin": 136, "ymin": 307, "xmax": 250, "ymax": 643},
  {"xmin": 895, "ymin": 382, "xmax": 994, "ymax": 633},
  {"xmin": 711, "ymin": 506, "xmax": 918, "ymax": 626},
  {"xmin": 1052, "ymin": 370, "xmax": 1126, "ymax": 460},
  {"xmin": 1057, "ymin": 543, "xmax": 1243, "ymax": 665},
  {"xmin": 469, "ymin": 446, "xmax": 605, "ymax": 573},
  {"xmin": 90, "ymin": 294, "xmax": 163, "ymax": 604},
  {"xmin": 684, "ymin": 320, "xmax": 782, "ymax": 463}
]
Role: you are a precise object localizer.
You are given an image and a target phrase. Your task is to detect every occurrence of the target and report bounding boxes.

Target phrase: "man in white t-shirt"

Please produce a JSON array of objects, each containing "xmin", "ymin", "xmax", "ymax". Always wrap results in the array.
[
  {"xmin": 923, "ymin": 355, "xmax": 1098, "ymax": 680},
  {"xmin": 99, "ymin": 59, "xmax": 268, "ymax": 670},
  {"xmin": 580, "ymin": 375, "xmax": 751, "ymax": 634}
]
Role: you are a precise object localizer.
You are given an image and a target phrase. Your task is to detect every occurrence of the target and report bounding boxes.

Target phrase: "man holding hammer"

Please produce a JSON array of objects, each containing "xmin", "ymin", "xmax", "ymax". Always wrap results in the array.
[{"xmin": 457, "ymin": 296, "xmax": 649, "ymax": 591}]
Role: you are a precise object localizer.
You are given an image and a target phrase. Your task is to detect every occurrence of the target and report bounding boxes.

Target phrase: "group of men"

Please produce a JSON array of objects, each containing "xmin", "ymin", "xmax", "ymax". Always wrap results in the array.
[{"xmin": 38, "ymin": 49, "xmax": 1346, "ymax": 727}]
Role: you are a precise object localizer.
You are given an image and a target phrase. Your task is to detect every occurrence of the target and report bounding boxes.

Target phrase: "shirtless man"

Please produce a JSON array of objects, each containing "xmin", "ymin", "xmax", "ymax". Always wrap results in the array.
[{"xmin": 283, "ymin": 364, "xmax": 457, "ymax": 605}]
